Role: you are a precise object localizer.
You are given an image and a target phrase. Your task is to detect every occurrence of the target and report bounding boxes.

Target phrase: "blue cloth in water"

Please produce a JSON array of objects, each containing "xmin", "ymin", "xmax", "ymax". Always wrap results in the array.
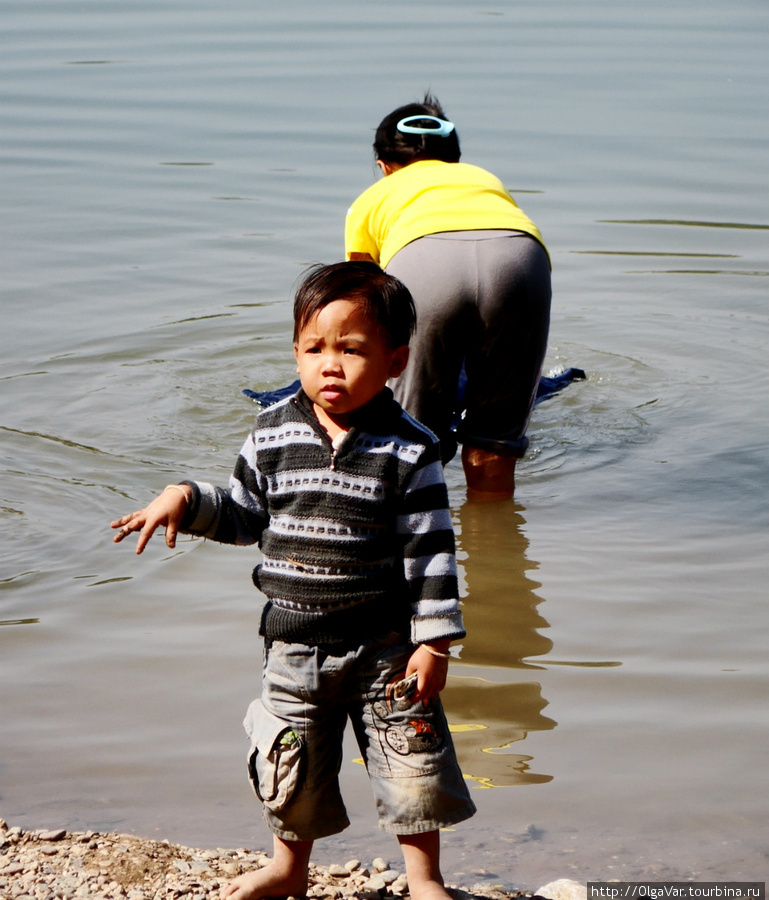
[{"xmin": 242, "ymin": 367, "xmax": 586, "ymax": 445}]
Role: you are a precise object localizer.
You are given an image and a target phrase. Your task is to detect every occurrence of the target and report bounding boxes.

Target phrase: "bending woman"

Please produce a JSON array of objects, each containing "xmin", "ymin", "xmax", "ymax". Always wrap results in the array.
[{"xmin": 345, "ymin": 94, "xmax": 551, "ymax": 498}]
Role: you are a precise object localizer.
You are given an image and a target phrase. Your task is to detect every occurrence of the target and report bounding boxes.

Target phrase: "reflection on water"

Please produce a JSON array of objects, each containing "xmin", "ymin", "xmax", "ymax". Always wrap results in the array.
[
  {"xmin": 446, "ymin": 677, "xmax": 555, "ymax": 789},
  {"xmin": 440, "ymin": 500, "xmax": 556, "ymax": 788},
  {"xmin": 455, "ymin": 500, "xmax": 552, "ymax": 668}
]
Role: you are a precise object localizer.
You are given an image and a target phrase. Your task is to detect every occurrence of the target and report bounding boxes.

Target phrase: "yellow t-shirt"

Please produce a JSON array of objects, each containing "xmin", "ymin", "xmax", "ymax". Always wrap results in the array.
[{"xmin": 345, "ymin": 159, "xmax": 548, "ymax": 269}]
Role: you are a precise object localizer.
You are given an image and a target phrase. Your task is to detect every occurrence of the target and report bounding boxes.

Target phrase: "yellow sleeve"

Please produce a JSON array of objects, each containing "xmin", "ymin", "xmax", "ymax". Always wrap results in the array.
[{"xmin": 344, "ymin": 194, "xmax": 381, "ymax": 265}]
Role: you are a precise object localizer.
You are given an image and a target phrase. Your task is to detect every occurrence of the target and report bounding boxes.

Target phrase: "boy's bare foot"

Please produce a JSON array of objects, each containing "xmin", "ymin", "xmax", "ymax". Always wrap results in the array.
[
  {"xmin": 221, "ymin": 838, "xmax": 313, "ymax": 900},
  {"xmin": 219, "ymin": 862, "xmax": 309, "ymax": 900},
  {"xmin": 398, "ymin": 830, "xmax": 453, "ymax": 900},
  {"xmin": 407, "ymin": 879, "xmax": 455, "ymax": 900}
]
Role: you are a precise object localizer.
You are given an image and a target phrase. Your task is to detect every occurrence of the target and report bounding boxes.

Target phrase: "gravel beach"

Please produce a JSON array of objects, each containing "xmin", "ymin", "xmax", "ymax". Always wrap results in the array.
[{"xmin": 0, "ymin": 820, "xmax": 583, "ymax": 900}]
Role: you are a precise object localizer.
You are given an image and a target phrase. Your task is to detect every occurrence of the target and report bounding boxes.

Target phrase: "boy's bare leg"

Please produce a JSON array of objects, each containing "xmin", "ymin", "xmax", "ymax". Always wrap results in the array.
[
  {"xmin": 220, "ymin": 835, "xmax": 313, "ymax": 900},
  {"xmin": 398, "ymin": 830, "xmax": 453, "ymax": 900},
  {"xmin": 462, "ymin": 445, "xmax": 516, "ymax": 499}
]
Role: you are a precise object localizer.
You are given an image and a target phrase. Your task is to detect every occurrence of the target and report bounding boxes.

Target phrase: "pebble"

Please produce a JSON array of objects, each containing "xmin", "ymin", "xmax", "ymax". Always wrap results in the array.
[
  {"xmin": 392, "ymin": 874, "xmax": 410, "ymax": 894},
  {"xmin": 38, "ymin": 829, "xmax": 67, "ymax": 842},
  {"xmin": 535, "ymin": 880, "xmax": 586, "ymax": 900},
  {"xmin": 0, "ymin": 822, "xmax": 564, "ymax": 900}
]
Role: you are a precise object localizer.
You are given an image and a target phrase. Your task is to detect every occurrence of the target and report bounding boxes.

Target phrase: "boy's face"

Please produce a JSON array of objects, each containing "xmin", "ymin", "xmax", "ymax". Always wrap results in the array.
[{"xmin": 294, "ymin": 298, "xmax": 409, "ymax": 435}]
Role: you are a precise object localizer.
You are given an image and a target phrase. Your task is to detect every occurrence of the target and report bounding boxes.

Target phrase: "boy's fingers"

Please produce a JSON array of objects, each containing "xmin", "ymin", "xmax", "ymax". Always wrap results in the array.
[
  {"xmin": 112, "ymin": 520, "xmax": 137, "ymax": 542},
  {"xmin": 135, "ymin": 524, "xmax": 156, "ymax": 555},
  {"xmin": 165, "ymin": 524, "xmax": 178, "ymax": 548},
  {"xmin": 416, "ymin": 672, "xmax": 432, "ymax": 701},
  {"xmin": 111, "ymin": 510, "xmax": 146, "ymax": 530},
  {"xmin": 110, "ymin": 509, "xmax": 144, "ymax": 544}
]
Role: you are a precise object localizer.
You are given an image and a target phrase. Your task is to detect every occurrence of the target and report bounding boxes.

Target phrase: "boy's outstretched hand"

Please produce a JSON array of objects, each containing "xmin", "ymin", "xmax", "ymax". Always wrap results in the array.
[
  {"xmin": 111, "ymin": 485, "xmax": 191, "ymax": 554},
  {"xmin": 406, "ymin": 642, "xmax": 452, "ymax": 702}
]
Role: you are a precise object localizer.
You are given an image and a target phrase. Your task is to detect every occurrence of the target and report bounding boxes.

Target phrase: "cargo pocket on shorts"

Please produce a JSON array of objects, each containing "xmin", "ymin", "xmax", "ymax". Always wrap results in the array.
[{"xmin": 243, "ymin": 700, "xmax": 305, "ymax": 811}]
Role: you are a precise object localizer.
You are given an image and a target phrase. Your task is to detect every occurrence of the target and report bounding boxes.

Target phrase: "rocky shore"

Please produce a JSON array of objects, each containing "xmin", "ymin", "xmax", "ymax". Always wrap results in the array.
[{"xmin": 0, "ymin": 820, "xmax": 584, "ymax": 900}]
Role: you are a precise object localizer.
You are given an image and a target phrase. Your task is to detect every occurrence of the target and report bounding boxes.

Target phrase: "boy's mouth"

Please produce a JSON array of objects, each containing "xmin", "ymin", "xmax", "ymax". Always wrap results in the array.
[{"xmin": 320, "ymin": 384, "xmax": 345, "ymax": 401}]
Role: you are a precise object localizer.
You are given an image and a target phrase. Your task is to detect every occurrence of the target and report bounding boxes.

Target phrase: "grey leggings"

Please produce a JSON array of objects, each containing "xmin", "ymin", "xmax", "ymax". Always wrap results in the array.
[{"xmin": 386, "ymin": 230, "xmax": 551, "ymax": 460}]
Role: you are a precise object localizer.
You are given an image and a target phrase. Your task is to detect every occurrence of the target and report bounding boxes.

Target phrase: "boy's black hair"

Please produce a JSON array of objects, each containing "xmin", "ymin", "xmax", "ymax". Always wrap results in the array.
[
  {"xmin": 293, "ymin": 260, "xmax": 417, "ymax": 349},
  {"xmin": 374, "ymin": 92, "xmax": 461, "ymax": 166}
]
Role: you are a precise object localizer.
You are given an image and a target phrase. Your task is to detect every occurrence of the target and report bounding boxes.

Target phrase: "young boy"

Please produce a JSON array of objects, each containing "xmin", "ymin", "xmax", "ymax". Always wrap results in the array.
[{"xmin": 111, "ymin": 261, "xmax": 476, "ymax": 900}]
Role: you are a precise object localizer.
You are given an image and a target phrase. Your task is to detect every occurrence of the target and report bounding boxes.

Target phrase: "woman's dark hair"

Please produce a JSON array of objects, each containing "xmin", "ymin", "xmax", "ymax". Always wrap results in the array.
[
  {"xmin": 293, "ymin": 261, "xmax": 416, "ymax": 349},
  {"xmin": 374, "ymin": 93, "xmax": 461, "ymax": 166}
]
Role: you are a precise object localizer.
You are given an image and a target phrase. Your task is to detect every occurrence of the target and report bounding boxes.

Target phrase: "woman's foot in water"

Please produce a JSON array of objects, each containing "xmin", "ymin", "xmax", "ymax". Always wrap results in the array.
[{"xmin": 462, "ymin": 445, "xmax": 516, "ymax": 499}]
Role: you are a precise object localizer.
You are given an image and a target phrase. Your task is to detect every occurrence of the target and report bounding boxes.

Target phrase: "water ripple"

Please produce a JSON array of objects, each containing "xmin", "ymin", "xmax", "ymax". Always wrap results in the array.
[
  {"xmin": 571, "ymin": 251, "xmax": 739, "ymax": 258},
  {"xmin": 599, "ymin": 219, "xmax": 769, "ymax": 230}
]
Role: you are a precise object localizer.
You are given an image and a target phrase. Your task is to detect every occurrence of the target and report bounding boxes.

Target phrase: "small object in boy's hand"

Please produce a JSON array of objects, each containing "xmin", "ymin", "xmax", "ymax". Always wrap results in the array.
[{"xmin": 392, "ymin": 672, "xmax": 418, "ymax": 700}]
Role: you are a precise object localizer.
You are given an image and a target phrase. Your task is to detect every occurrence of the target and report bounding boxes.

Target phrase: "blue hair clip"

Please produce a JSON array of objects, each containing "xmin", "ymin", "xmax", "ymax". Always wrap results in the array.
[{"xmin": 396, "ymin": 115, "xmax": 455, "ymax": 138}]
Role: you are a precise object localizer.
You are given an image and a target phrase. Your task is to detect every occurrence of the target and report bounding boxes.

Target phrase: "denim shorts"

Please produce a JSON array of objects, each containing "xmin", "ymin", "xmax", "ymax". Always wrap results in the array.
[{"xmin": 243, "ymin": 632, "xmax": 476, "ymax": 841}]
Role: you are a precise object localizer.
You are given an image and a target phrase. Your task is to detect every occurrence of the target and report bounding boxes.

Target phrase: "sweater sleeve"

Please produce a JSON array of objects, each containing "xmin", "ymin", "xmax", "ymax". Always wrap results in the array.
[
  {"xmin": 180, "ymin": 429, "xmax": 268, "ymax": 545},
  {"xmin": 398, "ymin": 447, "xmax": 466, "ymax": 645}
]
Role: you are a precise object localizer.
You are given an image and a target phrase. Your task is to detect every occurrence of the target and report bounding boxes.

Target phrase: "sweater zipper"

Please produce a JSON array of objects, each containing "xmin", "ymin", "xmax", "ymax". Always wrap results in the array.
[
  {"xmin": 330, "ymin": 430, "xmax": 349, "ymax": 471},
  {"xmin": 291, "ymin": 396, "xmax": 347, "ymax": 471}
]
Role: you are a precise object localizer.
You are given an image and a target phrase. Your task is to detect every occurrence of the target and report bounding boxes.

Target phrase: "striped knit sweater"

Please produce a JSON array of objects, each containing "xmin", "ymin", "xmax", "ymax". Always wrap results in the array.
[{"xmin": 180, "ymin": 387, "xmax": 465, "ymax": 647}]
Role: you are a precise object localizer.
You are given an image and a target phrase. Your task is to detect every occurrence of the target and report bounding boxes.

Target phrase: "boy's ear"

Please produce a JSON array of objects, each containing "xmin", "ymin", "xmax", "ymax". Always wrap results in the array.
[
  {"xmin": 293, "ymin": 344, "xmax": 300, "ymax": 373},
  {"xmin": 388, "ymin": 345, "xmax": 410, "ymax": 379}
]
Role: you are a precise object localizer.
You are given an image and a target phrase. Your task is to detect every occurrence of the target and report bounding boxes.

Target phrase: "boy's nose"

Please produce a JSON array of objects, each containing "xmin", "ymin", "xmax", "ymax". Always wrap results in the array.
[{"xmin": 321, "ymin": 353, "xmax": 343, "ymax": 375}]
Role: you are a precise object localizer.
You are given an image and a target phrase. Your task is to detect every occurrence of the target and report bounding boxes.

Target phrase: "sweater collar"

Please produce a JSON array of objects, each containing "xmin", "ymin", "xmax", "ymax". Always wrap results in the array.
[{"xmin": 293, "ymin": 386, "xmax": 399, "ymax": 436}]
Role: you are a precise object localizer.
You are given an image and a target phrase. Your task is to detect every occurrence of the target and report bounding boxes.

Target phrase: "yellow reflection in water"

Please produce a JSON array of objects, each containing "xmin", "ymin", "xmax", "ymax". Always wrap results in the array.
[{"xmin": 445, "ymin": 676, "xmax": 555, "ymax": 788}]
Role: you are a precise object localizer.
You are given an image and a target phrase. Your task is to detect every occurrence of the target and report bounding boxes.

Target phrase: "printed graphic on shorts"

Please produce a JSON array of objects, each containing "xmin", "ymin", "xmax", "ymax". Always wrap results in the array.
[
  {"xmin": 372, "ymin": 672, "xmax": 444, "ymax": 757},
  {"xmin": 385, "ymin": 718, "xmax": 442, "ymax": 755}
]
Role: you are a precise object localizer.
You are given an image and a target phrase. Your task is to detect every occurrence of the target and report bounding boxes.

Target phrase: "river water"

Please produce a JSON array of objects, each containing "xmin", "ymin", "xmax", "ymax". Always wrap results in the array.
[{"xmin": 2, "ymin": 0, "xmax": 767, "ymax": 891}]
